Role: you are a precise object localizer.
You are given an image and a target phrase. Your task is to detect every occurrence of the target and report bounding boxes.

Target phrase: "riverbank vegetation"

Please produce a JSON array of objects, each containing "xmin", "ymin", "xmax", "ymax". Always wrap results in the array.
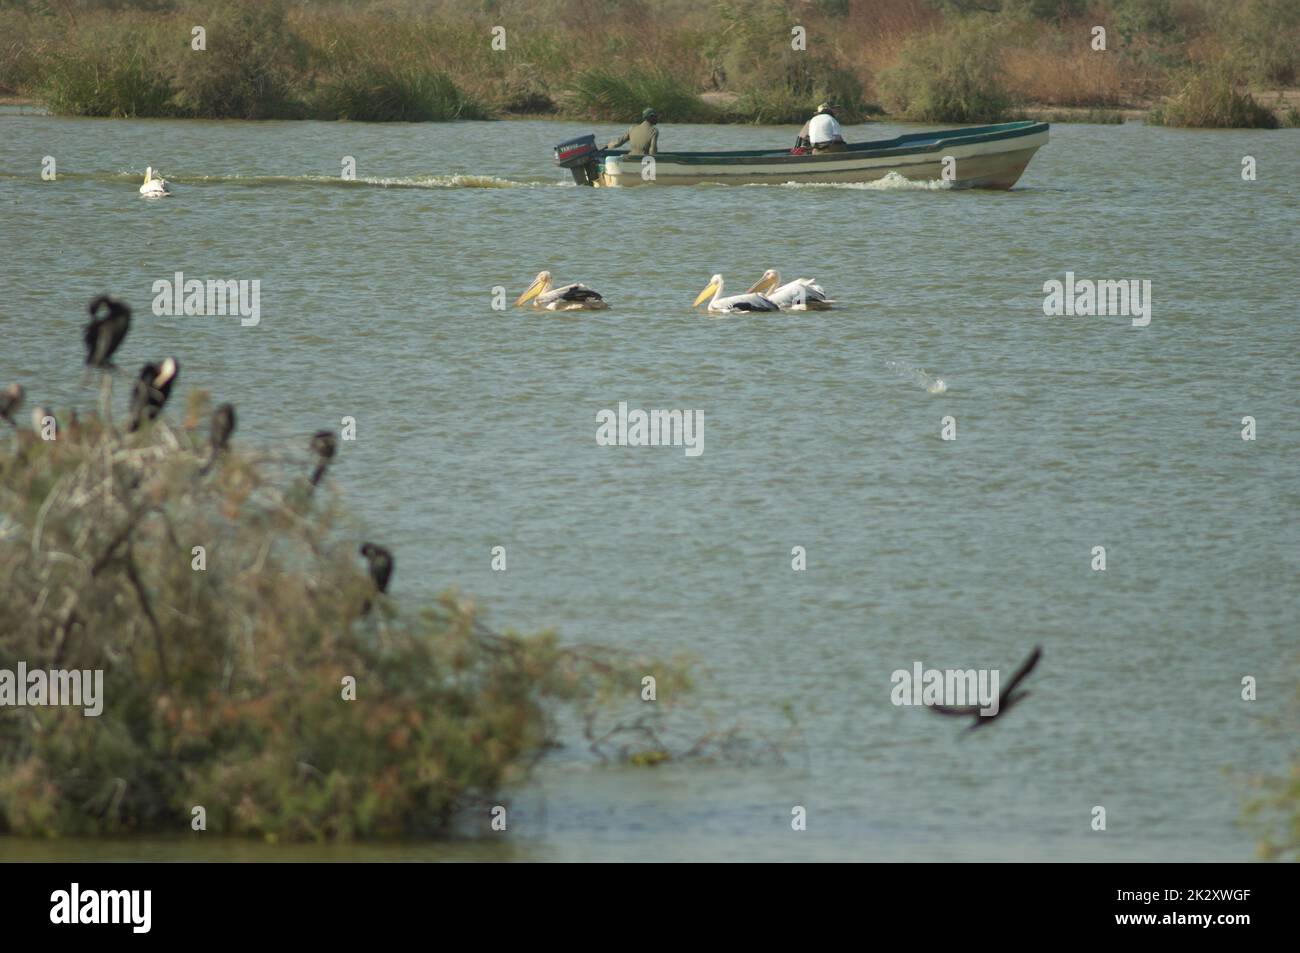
[
  {"xmin": 0, "ymin": 385, "xmax": 692, "ymax": 840},
  {"xmin": 1242, "ymin": 682, "xmax": 1300, "ymax": 861},
  {"xmin": 1245, "ymin": 757, "xmax": 1300, "ymax": 861},
  {"xmin": 0, "ymin": 1, "xmax": 1296, "ymax": 127}
]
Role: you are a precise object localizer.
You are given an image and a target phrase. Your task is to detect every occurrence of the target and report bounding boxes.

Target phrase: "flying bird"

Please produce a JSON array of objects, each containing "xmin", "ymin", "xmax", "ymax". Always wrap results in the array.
[
  {"xmin": 200, "ymin": 403, "xmax": 236, "ymax": 475},
  {"xmin": 0, "ymin": 382, "xmax": 23, "ymax": 427},
  {"xmin": 309, "ymin": 430, "xmax": 336, "ymax": 486},
  {"xmin": 514, "ymin": 271, "xmax": 607, "ymax": 311},
  {"xmin": 128, "ymin": 358, "xmax": 179, "ymax": 432},
  {"xmin": 83, "ymin": 296, "xmax": 131, "ymax": 368},
  {"xmin": 929, "ymin": 645, "xmax": 1042, "ymax": 733},
  {"xmin": 693, "ymin": 274, "xmax": 779, "ymax": 313}
]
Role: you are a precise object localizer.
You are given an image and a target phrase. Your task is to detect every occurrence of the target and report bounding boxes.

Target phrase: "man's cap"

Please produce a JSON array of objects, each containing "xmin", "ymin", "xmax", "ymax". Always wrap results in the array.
[
  {"xmin": 816, "ymin": 102, "xmax": 838, "ymax": 113},
  {"xmin": 642, "ymin": 107, "xmax": 657, "ymax": 119}
]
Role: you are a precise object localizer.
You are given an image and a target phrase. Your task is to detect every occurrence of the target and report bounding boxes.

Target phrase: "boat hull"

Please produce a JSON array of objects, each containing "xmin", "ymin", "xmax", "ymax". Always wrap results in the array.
[{"xmin": 593, "ymin": 121, "xmax": 1048, "ymax": 189}]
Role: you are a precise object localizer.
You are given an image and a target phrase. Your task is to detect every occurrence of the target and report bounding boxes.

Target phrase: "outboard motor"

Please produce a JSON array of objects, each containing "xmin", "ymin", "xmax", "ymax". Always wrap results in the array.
[{"xmin": 555, "ymin": 134, "xmax": 601, "ymax": 187}]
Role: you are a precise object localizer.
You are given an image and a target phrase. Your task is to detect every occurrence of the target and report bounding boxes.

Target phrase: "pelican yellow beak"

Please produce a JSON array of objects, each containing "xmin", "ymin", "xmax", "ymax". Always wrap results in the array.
[
  {"xmin": 693, "ymin": 278, "xmax": 720, "ymax": 308},
  {"xmin": 746, "ymin": 273, "xmax": 778, "ymax": 295},
  {"xmin": 514, "ymin": 276, "xmax": 546, "ymax": 307}
]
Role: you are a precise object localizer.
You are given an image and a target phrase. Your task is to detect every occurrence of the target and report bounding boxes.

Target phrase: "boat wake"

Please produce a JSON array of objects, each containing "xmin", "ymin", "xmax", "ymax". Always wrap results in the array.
[
  {"xmin": 0, "ymin": 170, "xmax": 557, "ymax": 190},
  {"xmin": 886, "ymin": 361, "xmax": 948, "ymax": 394},
  {"xmin": 155, "ymin": 172, "xmax": 555, "ymax": 190},
  {"xmin": 774, "ymin": 171, "xmax": 954, "ymax": 191}
]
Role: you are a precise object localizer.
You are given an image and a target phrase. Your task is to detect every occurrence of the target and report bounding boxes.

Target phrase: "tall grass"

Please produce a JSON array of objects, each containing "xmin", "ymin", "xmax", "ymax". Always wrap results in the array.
[
  {"xmin": 1002, "ymin": 44, "xmax": 1129, "ymax": 108},
  {"xmin": 1148, "ymin": 67, "xmax": 1280, "ymax": 129},
  {"xmin": 39, "ymin": 33, "xmax": 173, "ymax": 119},
  {"xmin": 567, "ymin": 69, "xmax": 714, "ymax": 123},
  {"xmin": 1220, "ymin": 0, "xmax": 1300, "ymax": 87},
  {"xmin": 0, "ymin": 388, "xmax": 690, "ymax": 839},
  {"xmin": 315, "ymin": 63, "xmax": 487, "ymax": 122},
  {"xmin": 3, "ymin": 0, "xmax": 1298, "ymax": 124}
]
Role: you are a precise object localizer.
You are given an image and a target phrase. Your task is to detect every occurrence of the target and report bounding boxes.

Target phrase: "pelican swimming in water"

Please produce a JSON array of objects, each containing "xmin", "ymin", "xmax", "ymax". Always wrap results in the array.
[
  {"xmin": 514, "ymin": 271, "xmax": 607, "ymax": 311},
  {"xmin": 747, "ymin": 270, "xmax": 835, "ymax": 310},
  {"xmin": 693, "ymin": 274, "xmax": 779, "ymax": 313},
  {"xmin": 139, "ymin": 166, "xmax": 171, "ymax": 197}
]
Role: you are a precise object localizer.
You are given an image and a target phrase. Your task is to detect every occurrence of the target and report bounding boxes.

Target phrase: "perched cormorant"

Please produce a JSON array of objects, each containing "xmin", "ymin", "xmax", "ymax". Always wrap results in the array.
[
  {"xmin": 83, "ymin": 296, "xmax": 132, "ymax": 368},
  {"xmin": 199, "ymin": 403, "xmax": 236, "ymax": 475},
  {"xmin": 309, "ymin": 430, "xmax": 336, "ymax": 486},
  {"xmin": 0, "ymin": 382, "xmax": 23, "ymax": 427},
  {"xmin": 128, "ymin": 358, "xmax": 179, "ymax": 432},
  {"xmin": 929, "ymin": 646, "xmax": 1042, "ymax": 733},
  {"xmin": 359, "ymin": 543, "xmax": 393, "ymax": 593}
]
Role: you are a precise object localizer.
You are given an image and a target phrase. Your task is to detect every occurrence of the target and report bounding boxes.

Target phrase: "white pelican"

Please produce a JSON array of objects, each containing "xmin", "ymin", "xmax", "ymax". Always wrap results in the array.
[
  {"xmin": 746, "ymin": 270, "xmax": 835, "ymax": 310},
  {"xmin": 693, "ymin": 274, "xmax": 779, "ymax": 313},
  {"xmin": 139, "ymin": 166, "xmax": 170, "ymax": 197},
  {"xmin": 514, "ymin": 271, "xmax": 607, "ymax": 311}
]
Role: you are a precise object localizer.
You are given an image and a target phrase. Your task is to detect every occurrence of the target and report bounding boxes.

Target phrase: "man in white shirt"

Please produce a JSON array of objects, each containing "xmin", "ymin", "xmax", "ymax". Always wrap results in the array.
[{"xmin": 802, "ymin": 103, "xmax": 846, "ymax": 153}]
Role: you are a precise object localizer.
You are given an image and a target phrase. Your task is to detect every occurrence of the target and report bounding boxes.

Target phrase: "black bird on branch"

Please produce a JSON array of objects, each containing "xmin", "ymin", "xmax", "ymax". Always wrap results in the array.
[
  {"xmin": 309, "ymin": 430, "xmax": 336, "ymax": 486},
  {"xmin": 199, "ymin": 403, "xmax": 236, "ymax": 475},
  {"xmin": 83, "ymin": 296, "xmax": 131, "ymax": 368},
  {"xmin": 360, "ymin": 543, "xmax": 393, "ymax": 593},
  {"xmin": 128, "ymin": 358, "xmax": 180, "ymax": 432},
  {"xmin": 359, "ymin": 542, "xmax": 393, "ymax": 615},
  {"xmin": 929, "ymin": 645, "xmax": 1042, "ymax": 733},
  {"xmin": 0, "ymin": 382, "xmax": 23, "ymax": 427}
]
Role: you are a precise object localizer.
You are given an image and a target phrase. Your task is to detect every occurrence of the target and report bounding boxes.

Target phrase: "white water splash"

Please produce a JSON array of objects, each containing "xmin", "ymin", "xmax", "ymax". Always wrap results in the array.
[
  {"xmin": 777, "ymin": 171, "xmax": 953, "ymax": 191},
  {"xmin": 886, "ymin": 361, "xmax": 948, "ymax": 394}
]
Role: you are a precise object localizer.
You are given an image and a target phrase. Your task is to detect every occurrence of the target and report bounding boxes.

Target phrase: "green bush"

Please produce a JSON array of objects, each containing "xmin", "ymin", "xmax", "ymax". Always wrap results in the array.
[
  {"xmin": 40, "ymin": 32, "xmax": 173, "ymax": 118},
  {"xmin": 165, "ymin": 0, "xmax": 306, "ymax": 119},
  {"xmin": 568, "ymin": 68, "xmax": 714, "ymax": 122},
  {"xmin": 1148, "ymin": 67, "xmax": 1279, "ymax": 129},
  {"xmin": 0, "ymin": 390, "xmax": 689, "ymax": 840},
  {"xmin": 314, "ymin": 62, "xmax": 488, "ymax": 122},
  {"xmin": 877, "ymin": 16, "xmax": 1013, "ymax": 123}
]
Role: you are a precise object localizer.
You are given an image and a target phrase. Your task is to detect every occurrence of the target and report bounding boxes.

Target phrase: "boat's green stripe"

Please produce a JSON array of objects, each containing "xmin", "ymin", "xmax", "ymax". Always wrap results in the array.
[{"xmin": 603, "ymin": 121, "xmax": 1049, "ymax": 166}]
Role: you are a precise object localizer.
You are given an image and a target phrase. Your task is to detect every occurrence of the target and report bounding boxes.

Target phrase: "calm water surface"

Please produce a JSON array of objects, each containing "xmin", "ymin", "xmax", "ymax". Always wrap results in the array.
[{"xmin": 1, "ymin": 114, "xmax": 1297, "ymax": 861}]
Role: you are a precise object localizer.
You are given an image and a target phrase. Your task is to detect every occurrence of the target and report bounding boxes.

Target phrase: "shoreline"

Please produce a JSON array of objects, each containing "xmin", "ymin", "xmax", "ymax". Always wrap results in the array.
[{"xmin": 6, "ymin": 92, "xmax": 1298, "ymax": 126}]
